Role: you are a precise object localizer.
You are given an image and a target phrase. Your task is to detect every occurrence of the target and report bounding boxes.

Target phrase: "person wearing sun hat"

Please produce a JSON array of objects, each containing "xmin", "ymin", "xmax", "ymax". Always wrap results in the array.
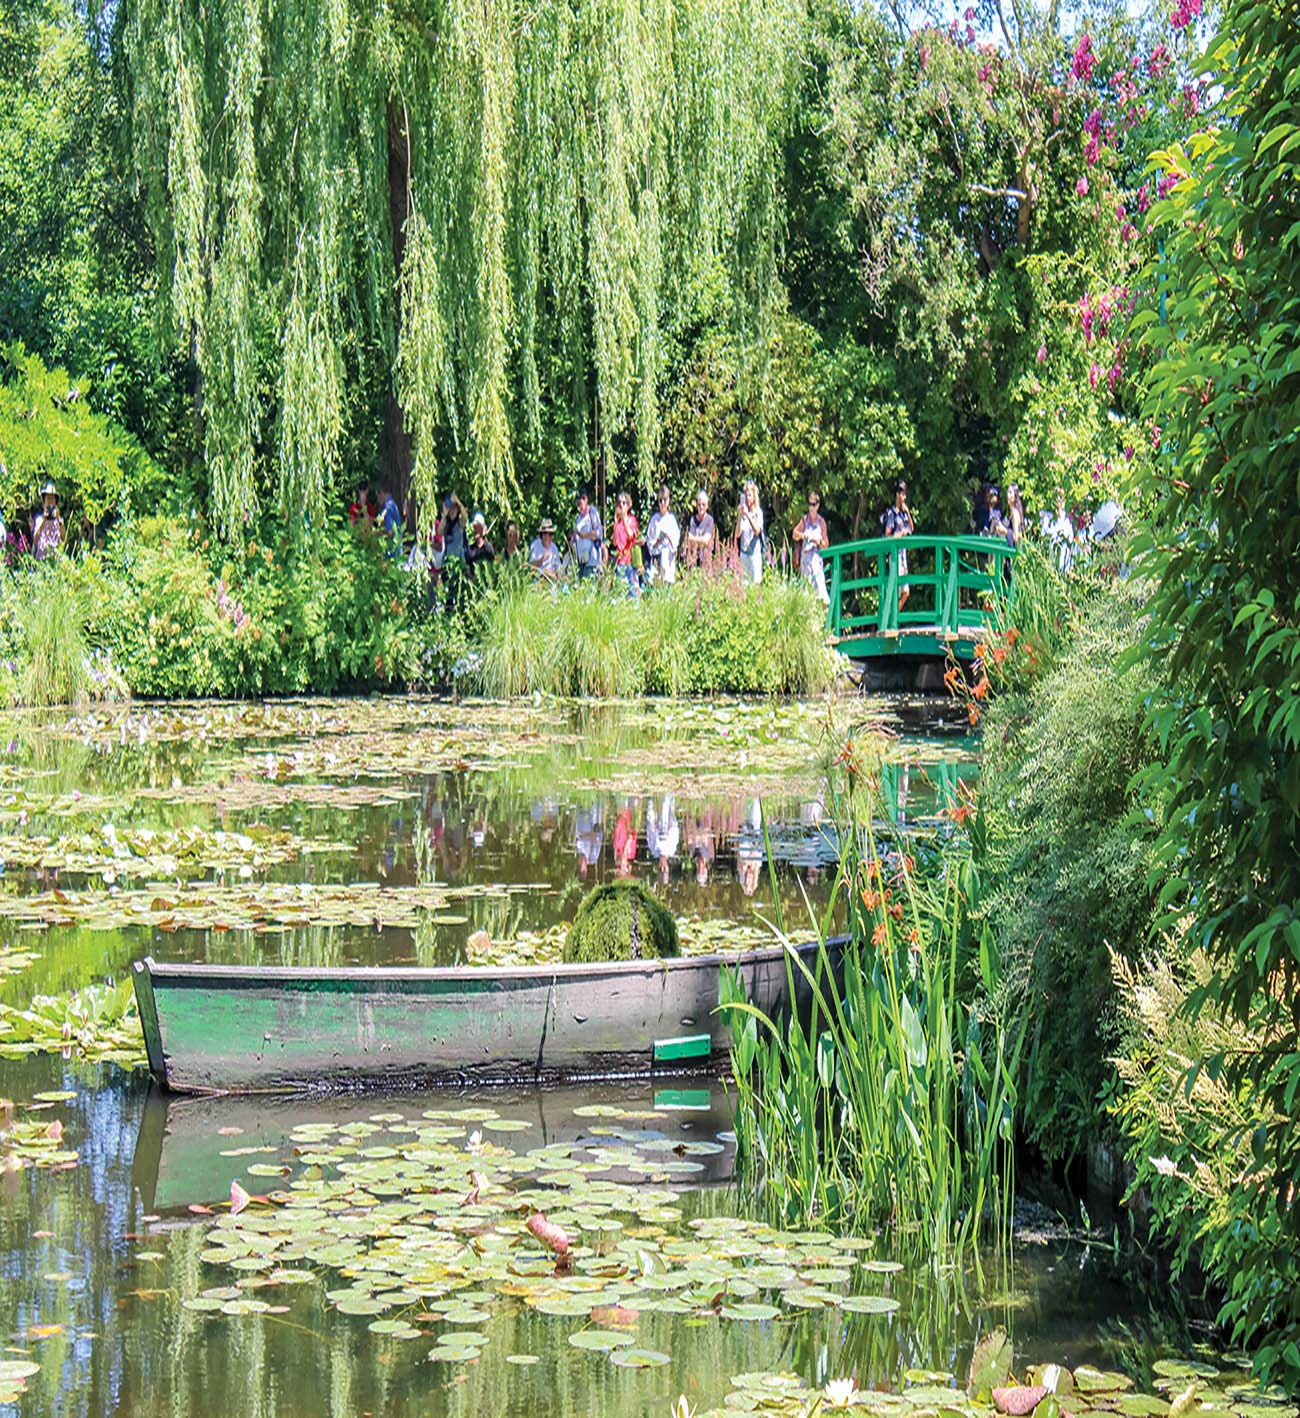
[
  {"xmin": 529, "ymin": 518, "xmax": 562, "ymax": 582},
  {"xmin": 33, "ymin": 481, "xmax": 63, "ymax": 560}
]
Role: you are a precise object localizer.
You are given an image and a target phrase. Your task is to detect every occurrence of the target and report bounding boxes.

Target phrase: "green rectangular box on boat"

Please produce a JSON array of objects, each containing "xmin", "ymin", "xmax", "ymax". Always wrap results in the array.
[
  {"xmin": 653, "ymin": 1088, "xmax": 712, "ymax": 1111},
  {"xmin": 653, "ymin": 1033, "xmax": 712, "ymax": 1063}
]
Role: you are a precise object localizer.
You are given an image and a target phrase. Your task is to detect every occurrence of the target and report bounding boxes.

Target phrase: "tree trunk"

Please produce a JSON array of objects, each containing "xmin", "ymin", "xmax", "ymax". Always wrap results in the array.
[{"xmin": 382, "ymin": 100, "xmax": 416, "ymax": 530}]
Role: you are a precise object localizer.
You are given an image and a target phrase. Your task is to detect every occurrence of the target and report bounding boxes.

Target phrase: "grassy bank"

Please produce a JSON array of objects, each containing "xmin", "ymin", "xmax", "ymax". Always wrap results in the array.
[
  {"xmin": 470, "ymin": 567, "xmax": 838, "ymax": 698},
  {"xmin": 0, "ymin": 518, "xmax": 839, "ymax": 705}
]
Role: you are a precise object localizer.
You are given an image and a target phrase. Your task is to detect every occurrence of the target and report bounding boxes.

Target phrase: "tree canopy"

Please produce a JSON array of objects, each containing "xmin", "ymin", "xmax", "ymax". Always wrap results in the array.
[{"xmin": 122, "ymin": 0, "xmax": 801, "ymax": 537}]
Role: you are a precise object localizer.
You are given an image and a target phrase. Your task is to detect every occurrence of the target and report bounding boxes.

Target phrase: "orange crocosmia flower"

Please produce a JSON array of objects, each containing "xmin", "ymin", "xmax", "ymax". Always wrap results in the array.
[
  {"xmin": 974, "ymin": 642, "xmax": 987, "ymax": 660},
  {"xmin": 862, "ymin": 888, "xmax": 881, "ymax": 911},
  {"xmin": 871, "ymin": 922, "xmax": 888, "ymax": 947},
  {"xmin": 991, "ymin": 645, "xmax": 1007, "ymax": 665},
  {"xmin": 972, "ymin": 676, "xmax": 990, "ymax": 700},
  {"xmin": 968, "ymin": 705, "xmax": 981, "ymax": 725},
  {"xmin": 889, "ymin": 902, "xmax": 904, "ymax": 921},
  {"xmin": 1006, "ymin": 627, "xmax": 1019, "ymax": 645}
]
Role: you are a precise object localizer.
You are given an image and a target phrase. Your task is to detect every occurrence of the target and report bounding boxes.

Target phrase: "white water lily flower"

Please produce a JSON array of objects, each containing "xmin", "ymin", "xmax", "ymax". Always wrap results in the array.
[
  {"xmin": 669, "ymin": 1397, "xmax": 695, "ymax": 1418},
  {"xmin": 824, "ymin": 1377, "xmax": 859, "ymax": 1408}
]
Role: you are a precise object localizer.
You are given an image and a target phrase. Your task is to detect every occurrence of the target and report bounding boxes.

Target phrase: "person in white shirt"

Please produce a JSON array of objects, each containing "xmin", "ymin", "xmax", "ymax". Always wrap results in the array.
[
  {"xmin": 1045, "ymin": 488, "xmax": 1075, "ymax": 573},
  {"xmin": 645, "ymin": 484, "xmax": 681, "ymax": 586},
  {"xmin": 735, "ymin": 480, "xmax": 764, "ymax": 584},
  {"xmin": 529, "ymin": 519, "xmax": 563, "ymax": 580}
]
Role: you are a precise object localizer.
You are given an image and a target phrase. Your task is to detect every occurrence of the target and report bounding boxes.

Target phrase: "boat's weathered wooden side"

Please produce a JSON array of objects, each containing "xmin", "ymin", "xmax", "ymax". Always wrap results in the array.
[{"xmin": 134, "ymin": 941, "xmax": 834, "ymax": 1094}]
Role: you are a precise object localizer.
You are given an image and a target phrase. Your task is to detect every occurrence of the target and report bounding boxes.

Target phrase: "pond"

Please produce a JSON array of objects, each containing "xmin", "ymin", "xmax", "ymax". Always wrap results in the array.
[{"xmin": 0, "ymin": 697, "xmax": 1265, "ymax": 1417}]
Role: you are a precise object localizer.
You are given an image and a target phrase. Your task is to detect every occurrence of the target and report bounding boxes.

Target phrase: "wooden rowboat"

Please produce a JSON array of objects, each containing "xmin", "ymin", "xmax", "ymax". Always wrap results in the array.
[{"xmin": 133, "ymin": 938, "xmax": 836, "ymax": 1095}]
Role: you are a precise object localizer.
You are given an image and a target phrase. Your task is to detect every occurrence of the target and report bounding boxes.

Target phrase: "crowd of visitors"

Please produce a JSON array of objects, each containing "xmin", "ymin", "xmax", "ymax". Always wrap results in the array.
[
  {"xmin": 351, "ymin": 481, "xmax": 835, "ymax": 604},
  {"xmin": 347, "ymin": 474, "xmax": 1122, "ymax": 609}
]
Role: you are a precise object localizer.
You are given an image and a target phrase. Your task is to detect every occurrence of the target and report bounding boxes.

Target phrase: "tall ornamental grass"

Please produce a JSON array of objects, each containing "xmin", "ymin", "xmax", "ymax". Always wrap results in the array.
[
  {"xmin": 471, "ymin": 567, "xmax": 838, "ymax": 698},
  {"xmin": 721, "ymin": 767, "xmax": 1022, "ymax": 1252},
  {"xmin": 19, "ymin": 563, "xmax": 91, "ymax": 706}
]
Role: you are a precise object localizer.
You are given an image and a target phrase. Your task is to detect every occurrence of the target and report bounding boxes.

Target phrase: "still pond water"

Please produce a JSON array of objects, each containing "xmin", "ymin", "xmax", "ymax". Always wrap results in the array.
[{"xmin": 0, "ymin": 698, "xmax": 1229, "ymax": 1416}]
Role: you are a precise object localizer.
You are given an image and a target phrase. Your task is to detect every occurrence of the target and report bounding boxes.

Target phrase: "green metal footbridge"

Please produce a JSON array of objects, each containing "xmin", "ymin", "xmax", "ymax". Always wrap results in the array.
[{"xmin": 822, "ymin": 533, "xmax": 1015, "ymax": 660}]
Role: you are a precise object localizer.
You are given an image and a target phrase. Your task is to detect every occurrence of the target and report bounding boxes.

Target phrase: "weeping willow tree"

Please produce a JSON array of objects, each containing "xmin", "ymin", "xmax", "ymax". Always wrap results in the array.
[{"xmin": 121, "ymin": 0, "xmax": 801, "ymax": 538}]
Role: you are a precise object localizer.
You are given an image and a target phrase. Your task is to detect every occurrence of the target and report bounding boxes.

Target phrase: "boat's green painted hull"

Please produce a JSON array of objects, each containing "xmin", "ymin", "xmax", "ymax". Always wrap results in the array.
[{"xmin": 133, "ymin": 940, "xmax": 835, "ymax": 1095}]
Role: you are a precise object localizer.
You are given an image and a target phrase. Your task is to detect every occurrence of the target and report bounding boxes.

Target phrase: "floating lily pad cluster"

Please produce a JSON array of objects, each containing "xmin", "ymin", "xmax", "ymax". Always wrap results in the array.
[
  {"xmin": 0, "ymin": 1096, "xmax": 78, "ymax": 1173},
  {"xmin": 0, "ymin": 1359, "xmax": 40, "ymax": 1406},
  {"xmin": 687, "ymin": 1335, "xmax": 1293, "ymax": 1416},
  {"xmin": 0, "ymin": 879, "xmax": 543, "ymax": 934},
  {"xmin": 0, "ymin": 981, "xmax": 145, "ymax": 1064},
  {"xmin": 0, "ymin": 943, "xmax": 38, "ymax": 979},
  {"xmin": 0, "ymin": 824, "xmax": 352, "ymax": 882},
  {"xmin": 467, "ymin": 917, "xmax": 779, "ymax": 969},
  {"xmin": 184, "ymin": 1101, "xmax": 898, "ymax": 1371}
]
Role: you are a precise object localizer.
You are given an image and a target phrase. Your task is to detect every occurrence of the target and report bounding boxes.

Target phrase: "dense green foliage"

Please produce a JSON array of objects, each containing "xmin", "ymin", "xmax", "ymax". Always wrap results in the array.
[
  {"xmin": 470, "ymin": 568, "xmax": 838, "ymax": 699},
  {"xmin": 0, "ymin": 518, "xmax": 470, "ymax": 704},
  {"xmin": 562, "ymin": 881, "xmax": 680, "ymax": 964},
  {"xmin": 1122, "ymin": 0, "xmax": 1300, "ymax": 1388},
  {"xmin": 977, "ymin": 579, "xmax": 1159, "ymax": 1164}
]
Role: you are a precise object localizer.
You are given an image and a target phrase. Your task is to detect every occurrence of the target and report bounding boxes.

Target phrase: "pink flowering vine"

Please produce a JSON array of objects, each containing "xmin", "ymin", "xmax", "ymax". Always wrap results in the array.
[{"xmin": 1072, "ymin": 33, "xmax": 1096, "ymax": 82}]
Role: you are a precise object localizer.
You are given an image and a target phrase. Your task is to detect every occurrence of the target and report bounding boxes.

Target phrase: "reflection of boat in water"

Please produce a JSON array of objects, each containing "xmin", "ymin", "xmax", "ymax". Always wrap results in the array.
[
  {"xmin": 133, "ymin": 939, "xmax": 840, "ymax": 1095},
  {"xmin": 131, "ymin": 1079, "xmax": 737, "ymax": 1213}
]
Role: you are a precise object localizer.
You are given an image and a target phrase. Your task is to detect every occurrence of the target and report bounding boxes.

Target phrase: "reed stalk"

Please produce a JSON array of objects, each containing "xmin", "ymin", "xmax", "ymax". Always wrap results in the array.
[{"xmin": 721, "ymin": 776, "xmax": 1022, "ymax": 1255}]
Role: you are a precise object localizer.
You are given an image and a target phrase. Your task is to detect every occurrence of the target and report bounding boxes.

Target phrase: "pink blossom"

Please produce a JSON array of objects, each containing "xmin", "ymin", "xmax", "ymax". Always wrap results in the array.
[
  {"xmin": 1147, "ymin": 43, "xmax": 1171, "ymax": 78},
  {"xmin": 1137, "ymin": 183, "xmax": 1151, "ymax": 213},
  {"xmin": 1124, "ymin": 445, "xmax": 1135, "ymax": 461},
  {"xmin": 966, "ymin": 23, "xmax": 975, "ymax": 42},
  {"xmin": 1085, "ymin": 136, "xmax": 1100, "ymax": 166},
  {"xmin": 964, "ymin": 5, "xmax": 975, "ymax": 18},
  {"xmin": 1088, "ymin": 363, "xmax": 1101, "ymax": 389},
  {"xmin": 1150, "ymin": 424, "xmax": 1162, "ymax": 450},
  {"xmin": 1084, "ymin": 109, "xmax": 1103, "ymax": 138},
  {"xmin": 1076, "ymin": 175, "xmax": 1089, "ymax": 196},
  {"xmin": 1036, "ymin": 344, "xmax": 1048, "ymax": 364},
  {"xmin": 1071, "ymin": 33, "xmax": 1096, "ymax": 82},
  {"xmin": 1107, "ymin": 361, "xmax": 1122, "ymax": 392},
  {"xmin": 978, "ymin": 63, "xmax": 993, "ymax": 84},
  {"xmin": 1157, "ymin": 172, "xmax": 1178, "ymax": 199}
]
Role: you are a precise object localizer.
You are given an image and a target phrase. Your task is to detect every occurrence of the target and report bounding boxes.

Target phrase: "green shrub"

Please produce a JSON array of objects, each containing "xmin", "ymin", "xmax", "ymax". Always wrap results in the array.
[
  {"xmin": 975, "ymin": 579, "xmax": 1159, "ymax": 1164},
  {"xmin": 563, "ymin": 881, "xmax": 680, "ymax": 964},
  {"xmin": 1109, "ymin": 949, "xmax": 1300, "ymax": 1387}
]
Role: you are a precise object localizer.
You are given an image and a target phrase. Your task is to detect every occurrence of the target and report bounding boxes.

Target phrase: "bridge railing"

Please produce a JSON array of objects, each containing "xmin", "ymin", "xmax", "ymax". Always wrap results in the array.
[{"xmin": 821, "ymin": 534, "xmax": 1015, "ymax": 642}]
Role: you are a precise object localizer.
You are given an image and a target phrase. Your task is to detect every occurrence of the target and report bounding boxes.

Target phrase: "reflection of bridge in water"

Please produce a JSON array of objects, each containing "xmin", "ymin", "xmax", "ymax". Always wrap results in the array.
[{"xmin": 822, "ymin": 533, "xmax": 1015, "ymax": 660}]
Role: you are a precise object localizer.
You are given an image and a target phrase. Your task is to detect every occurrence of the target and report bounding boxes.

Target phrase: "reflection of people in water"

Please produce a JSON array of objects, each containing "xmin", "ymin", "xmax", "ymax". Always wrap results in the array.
[
  {"xmin": 737, "ymin": 799, "xmax": 763, "ymax": 897},
  {"xmin": 896, "ymin": 758, "xmax": 910, "ymax": 826},
  {"xmin": 530, "ymin": 795, "xmax": 559, "ymax": 845},
  {"xmin": 687, "ymin": 811, "xmax": 716, "ymax": 886},
  {"xmin": 646, "ymin": 795, "xmax": 679, "ymax": 885},
  {"xmin": 614, "ymin": 806, "xmax": 637, "ymax": 877},
  {"xmin": 575, "ymin": 802, "xmax": 605, "ymax": 879}
]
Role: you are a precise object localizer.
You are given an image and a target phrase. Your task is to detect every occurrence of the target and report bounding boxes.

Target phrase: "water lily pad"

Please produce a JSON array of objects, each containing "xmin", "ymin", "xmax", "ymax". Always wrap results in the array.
[
  {"xmin": 568, "ymin": 1329, "xmax": 635, "ymax": 1351},
  {"xmin": 1074, "ymin": 1368, "xmax": 1134, "ymax": 1395},
  {"xmin": 610, "ymin": 1347, "xmax": 671, "ymax": 1369},
  {"xmin": 842, "ymin": 1294, "xmax": 901, "ymax": 1315},
  {"xmin": 721, "ymin": 1302, "xmax": 781, "ymax": 1322}
]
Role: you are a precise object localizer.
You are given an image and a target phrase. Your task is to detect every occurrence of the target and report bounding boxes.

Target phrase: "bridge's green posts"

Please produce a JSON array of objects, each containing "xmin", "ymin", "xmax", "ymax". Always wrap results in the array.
[{"xmin": 821, "ymin": 534, "xmax": 1015, "ymax": 660}]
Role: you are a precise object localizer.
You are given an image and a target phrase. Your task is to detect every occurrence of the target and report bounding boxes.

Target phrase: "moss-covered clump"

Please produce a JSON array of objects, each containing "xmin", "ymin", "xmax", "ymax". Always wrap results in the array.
[{"xmin": 562, "ymin": 881, "xmax": 680, "ymax": 964}]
